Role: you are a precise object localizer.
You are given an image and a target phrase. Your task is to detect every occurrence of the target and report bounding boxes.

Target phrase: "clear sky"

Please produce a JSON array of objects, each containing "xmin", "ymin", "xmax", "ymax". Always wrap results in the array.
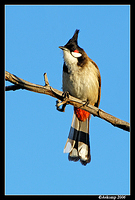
[{"xmin": 5, "ymin": 5, "xmax": 130, "ymax": 195}]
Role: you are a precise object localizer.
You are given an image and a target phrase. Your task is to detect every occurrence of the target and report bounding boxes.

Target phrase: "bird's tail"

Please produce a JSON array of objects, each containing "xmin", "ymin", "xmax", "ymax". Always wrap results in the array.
[{"xmin": 64, "ymin": 111, "xmax": 91, "ymax": 166}]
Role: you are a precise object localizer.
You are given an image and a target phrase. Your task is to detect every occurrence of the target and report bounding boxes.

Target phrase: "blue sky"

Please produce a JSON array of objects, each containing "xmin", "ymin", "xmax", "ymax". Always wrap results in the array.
[{"xmin": 5, "ymin": 5, "xmax": 130, "ymax": 195}]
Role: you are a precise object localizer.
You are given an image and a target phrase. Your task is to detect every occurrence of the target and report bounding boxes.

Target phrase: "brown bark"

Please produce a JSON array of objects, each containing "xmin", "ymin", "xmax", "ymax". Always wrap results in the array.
[{"xmin": 5, "ymin": 71, "xmax": 130, "ymax": 132}]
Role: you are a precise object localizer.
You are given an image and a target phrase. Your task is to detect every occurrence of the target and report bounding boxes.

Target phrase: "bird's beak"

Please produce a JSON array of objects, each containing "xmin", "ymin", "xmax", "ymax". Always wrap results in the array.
[{"xmin": 59, "ymin": 46, "xmax": 68, "ymax": 51}]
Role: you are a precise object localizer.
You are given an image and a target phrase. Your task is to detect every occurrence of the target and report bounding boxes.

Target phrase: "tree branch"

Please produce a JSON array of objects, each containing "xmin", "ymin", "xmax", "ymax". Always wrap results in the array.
[{"xmin": 5, "ymin": 71, "xmax": 130, "ymax": 132}]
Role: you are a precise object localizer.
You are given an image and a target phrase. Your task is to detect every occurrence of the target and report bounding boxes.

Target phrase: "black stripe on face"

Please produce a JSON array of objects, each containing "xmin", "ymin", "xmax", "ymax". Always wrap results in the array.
[
  {"xmin": 68, "ymin": 127, "xmax": 90, "ymax": 147},
  {"xmin": 63, "ymin": 62, "xmax": 69, "ymax": 74}
]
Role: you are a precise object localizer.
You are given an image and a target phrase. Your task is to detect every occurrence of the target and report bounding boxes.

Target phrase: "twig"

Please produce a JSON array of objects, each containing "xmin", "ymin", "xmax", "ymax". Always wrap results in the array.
[
  {"xmin": 44, "ymin": 73, "xmax": 49, "ymax": 86},
  {"xmin": 5, "ymin": 70, "xmax": 130, "ymax": 132},
  {"xmin": 5, "ymin": 84, "xmax": 24, "ymax": 91}
]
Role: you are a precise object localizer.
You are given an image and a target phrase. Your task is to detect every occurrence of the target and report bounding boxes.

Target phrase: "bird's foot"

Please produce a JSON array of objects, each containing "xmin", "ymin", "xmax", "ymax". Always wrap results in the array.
[{"xmin": 56, "ymin": 91, "xmax": 69, "ymax": 112}]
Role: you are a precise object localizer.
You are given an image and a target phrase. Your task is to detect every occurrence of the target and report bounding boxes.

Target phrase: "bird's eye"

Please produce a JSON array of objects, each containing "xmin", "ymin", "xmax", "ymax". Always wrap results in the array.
[{"xmin": 71, "ymin": 51, "xmax": 82, "ymax": 58}]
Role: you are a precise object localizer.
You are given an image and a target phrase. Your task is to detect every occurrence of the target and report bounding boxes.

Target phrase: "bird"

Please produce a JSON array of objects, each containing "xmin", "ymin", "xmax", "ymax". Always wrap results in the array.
[{"xmin": 59, "ymin": 29, "xmax": 101, "ymax": 166}]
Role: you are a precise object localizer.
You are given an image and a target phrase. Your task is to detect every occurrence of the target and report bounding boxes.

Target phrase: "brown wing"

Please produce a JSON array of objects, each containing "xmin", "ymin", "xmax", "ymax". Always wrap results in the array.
[
  {"xmin": 89, "ymin": 59, "xmax": 101, "ymax": 108},
  {"xmin": 95, "ymin": 73, "xmax": 101, "ymax": 108}
]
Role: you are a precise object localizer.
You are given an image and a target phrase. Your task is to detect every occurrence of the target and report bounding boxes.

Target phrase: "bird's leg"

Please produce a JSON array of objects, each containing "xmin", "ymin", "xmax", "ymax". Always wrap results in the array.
[{"xmin": 79, "ymin": 99, "xmax": 90, "ymax": 109}]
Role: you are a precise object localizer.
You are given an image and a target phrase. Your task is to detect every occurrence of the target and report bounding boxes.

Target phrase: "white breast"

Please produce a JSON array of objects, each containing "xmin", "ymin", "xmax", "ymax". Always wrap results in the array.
[{"xmin": 62, "ymin": 50, "xmax": 99, "ymax": 105}]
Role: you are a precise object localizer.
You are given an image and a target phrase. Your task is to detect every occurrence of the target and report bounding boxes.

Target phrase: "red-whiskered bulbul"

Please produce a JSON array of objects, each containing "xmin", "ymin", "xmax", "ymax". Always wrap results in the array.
[{"xmin": 59, "ymin": 29, "xmax": 101, "ymax": 165}]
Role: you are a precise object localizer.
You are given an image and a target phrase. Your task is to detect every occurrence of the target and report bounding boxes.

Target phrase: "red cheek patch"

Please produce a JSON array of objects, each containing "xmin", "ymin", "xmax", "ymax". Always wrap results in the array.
[{"xmin": 74, "ymin": 49, "xmax": 79, "ymax": 53}]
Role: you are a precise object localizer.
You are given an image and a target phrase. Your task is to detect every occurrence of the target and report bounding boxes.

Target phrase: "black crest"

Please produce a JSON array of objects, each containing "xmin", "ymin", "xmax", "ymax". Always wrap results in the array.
[{"xmin": 64, "ymin": 29, "xmax": 80, "ymax": 51}]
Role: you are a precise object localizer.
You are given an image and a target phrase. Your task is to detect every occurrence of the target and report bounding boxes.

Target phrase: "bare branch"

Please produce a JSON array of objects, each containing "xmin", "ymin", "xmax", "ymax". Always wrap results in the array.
[{"xmin": 5, "ymin": 70, "xmax": 130, "ymax": 132}]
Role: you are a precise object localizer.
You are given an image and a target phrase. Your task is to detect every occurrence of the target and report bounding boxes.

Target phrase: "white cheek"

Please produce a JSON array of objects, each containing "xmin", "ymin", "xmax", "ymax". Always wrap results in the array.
[{"xmin": 71, "ymin": 51, "xmax": 82, "ymax": 58}]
